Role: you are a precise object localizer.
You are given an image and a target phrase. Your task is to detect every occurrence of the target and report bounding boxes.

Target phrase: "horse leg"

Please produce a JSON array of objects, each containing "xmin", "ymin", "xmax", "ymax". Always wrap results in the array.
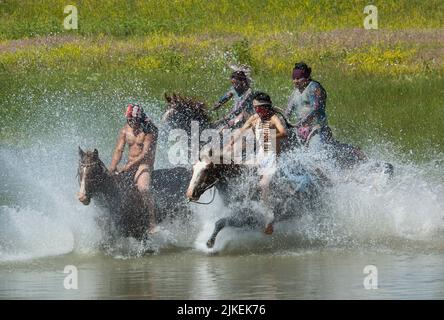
[
  {"xmin": 383, "ymin": 162, "xmax": 394, "ymax": 178},
  {"xmin": 207, "ymin": 218, "xmax": 227, "ymax": 248},
  {"xmin": 206, "ymin": 213, "xmax": 260, "ymax": 248}
]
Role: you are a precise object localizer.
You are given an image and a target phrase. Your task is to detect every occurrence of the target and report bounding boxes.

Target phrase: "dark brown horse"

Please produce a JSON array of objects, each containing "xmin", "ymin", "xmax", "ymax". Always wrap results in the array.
[
  {"xmin": 77, "ymin": 147, "xmax": 192, "ymax": 240},
  {"xmin": 163, "ymin": 93, "xmax": 211, "ymax": 133}
]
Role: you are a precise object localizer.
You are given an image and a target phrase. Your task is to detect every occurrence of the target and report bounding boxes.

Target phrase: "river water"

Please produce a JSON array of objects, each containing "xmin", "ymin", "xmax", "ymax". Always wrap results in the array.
[
  {"xmin": 2, "ymin": 250, "xmax": 444, "ymax": 299},
  {"xmin": 1, "ymin": 95, "xmax": 444, "ymax": 300}
]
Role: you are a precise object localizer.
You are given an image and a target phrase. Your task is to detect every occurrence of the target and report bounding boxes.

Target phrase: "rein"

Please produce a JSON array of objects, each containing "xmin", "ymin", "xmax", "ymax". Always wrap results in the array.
[{"xmin": 188, "ymin": 178, "xmax": 219, "ymax": 205}]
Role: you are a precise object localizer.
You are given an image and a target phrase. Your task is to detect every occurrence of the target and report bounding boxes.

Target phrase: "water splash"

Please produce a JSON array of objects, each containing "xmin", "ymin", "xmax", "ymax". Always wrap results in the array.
[
  {"xmin": 190, "ymin": 147, "xmax": 444, "ymax": 254},
  {"xmin": 1, "ymin": 90, "xmax": 444, "ymax": 262}
]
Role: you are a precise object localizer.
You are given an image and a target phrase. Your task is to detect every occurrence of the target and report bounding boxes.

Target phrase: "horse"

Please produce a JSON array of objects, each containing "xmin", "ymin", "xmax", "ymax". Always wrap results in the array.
[
  {"xmin": 185, "ymin": 152, "xmax": 327, "ymax": 248},
  {"xmin": 281, "ymin": 125, "xmax": 394, "ymax": 176},
  {"xmin": 77, "ymin": 147, "xmax": 192, "ymax": 240},
  {"xmin": 163, "ymin": 93, "xmax": 212, "ymax": 133}
]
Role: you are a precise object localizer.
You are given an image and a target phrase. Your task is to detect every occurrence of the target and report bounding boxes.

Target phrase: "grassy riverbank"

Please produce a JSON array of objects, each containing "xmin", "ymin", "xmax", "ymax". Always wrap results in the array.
[{"xmin": 0, "ymin": 1, "xmax": 443, "ymax": 161}]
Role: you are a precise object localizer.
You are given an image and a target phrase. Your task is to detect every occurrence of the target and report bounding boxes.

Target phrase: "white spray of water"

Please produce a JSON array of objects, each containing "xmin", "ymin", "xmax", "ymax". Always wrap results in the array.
[
  {"xmin": 1, "ymin": 90, "xmax": 444, "ymax": 261},
  {"xmin": 188, "ymin": 146, "xmax": 444, "ymax": 254},
  {"xmin": 0, "ymin": 144, "xmax": 105, "ymax": 262}
]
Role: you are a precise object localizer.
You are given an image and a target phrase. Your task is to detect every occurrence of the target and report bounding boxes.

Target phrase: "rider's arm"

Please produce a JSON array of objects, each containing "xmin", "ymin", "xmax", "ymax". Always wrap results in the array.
[
  {"xmin": 271, "ymin": 115, "xmax": 287, "ymax": 139},
  {"xmin": 299, "ymin": 84, "xmax": 326, "ymax": 126},
  {"xmin": 223, "ymin": 115, "xmax": 255, "ymax": 152},
  {"xmin": 213, "ymin": 89, "xmax": 234, "ymax": 110},
  {"xmin": 109, "ymin": 128, "xmax": 126, "ymax": 173},
  {"xmin": 221, "ymin": 112, "xmax": 244, "ymax": 130},
  {"xmin": 298, "ymin": 111, "xmax": 315, "ymax": 127},
  {"xmin": 124, "ymin": 133, "xmax": 157, "ymax": 172},
  {"xmin": 224, "ymin": 88, "xmax": 253, "ymax": 120}
]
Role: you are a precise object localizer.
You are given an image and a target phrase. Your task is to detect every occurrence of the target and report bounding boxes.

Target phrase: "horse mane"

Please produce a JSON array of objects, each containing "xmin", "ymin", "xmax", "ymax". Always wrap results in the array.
[{"xmin": 164, "ymin": 92, "xmax": 210, "ymax": 125}]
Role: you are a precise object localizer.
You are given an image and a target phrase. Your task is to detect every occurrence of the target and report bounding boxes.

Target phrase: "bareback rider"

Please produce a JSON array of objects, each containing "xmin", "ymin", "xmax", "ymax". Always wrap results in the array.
[
  {"xmin": 225, "ymin": 92, "xmax": 287, "ymax": 235},
  {"xmin": 108, "ymin": 104, "xmax": 159, "ymax": 234}
]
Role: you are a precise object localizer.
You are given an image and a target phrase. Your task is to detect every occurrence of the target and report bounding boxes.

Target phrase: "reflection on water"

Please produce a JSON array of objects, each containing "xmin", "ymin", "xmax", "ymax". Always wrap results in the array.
[{"xmin": 2, "ymin": 250, "xmax": 444, "ymax": 299}]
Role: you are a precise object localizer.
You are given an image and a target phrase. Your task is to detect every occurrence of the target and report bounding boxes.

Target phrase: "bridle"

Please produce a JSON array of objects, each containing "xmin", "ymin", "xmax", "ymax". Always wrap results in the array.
[
  {"xmin": 77, "ymin": 160, "xmax": 107, "ymax": 191},
  {"xmin": 188, "ymin": 178, "xmax": 219, "ymax": 205}
]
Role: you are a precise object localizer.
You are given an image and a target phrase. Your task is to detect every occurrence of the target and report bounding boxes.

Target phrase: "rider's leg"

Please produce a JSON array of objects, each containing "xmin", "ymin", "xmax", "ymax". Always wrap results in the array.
[
  {"xmin": 260, "ymin": 174, "xmax": 274, "ymax": 235},
  {"xmin": 135, "ymin": 164, "xmax": 158, "ymax": 234}
]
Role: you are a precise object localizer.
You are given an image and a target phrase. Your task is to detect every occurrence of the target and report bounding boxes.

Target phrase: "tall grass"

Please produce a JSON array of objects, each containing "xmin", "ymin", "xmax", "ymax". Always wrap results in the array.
[{"xmin": 1, "ymin": 0, "xmax": 443, "ymax": 40}]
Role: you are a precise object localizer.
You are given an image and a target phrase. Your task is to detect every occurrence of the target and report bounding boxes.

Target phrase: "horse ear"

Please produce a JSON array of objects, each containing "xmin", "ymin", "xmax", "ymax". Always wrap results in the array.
[
  {"xmin": 78, "ymin": 146, "xmax": 85, "ymax": 158},
  {"xmin": 93, "ymin": 149, "xmax": 99, "ymax": 158},
  {"xmin": 164, "ymin": 93, "xmax": 171, "ymax": 103}
]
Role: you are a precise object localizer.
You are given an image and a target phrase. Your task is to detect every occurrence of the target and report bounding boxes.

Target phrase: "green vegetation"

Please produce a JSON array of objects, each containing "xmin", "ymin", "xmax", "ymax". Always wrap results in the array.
[
  {"xmin": 1, "ymin": 0, "xmax": 443, "ymax": 40},
  {"xmin": 0, "ymin": 1, "xmax": 443, "ymax": 161}
]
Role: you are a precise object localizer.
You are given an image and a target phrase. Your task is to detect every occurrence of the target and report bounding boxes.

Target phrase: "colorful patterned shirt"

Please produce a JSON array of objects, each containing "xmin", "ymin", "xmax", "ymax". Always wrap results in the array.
[
  {"xmin": 218, "ymin": 86, "xmax": 254, "ymax": 120},
  {"xmin": 285, "ymin": 80, "xmax": 327, "ymax": 129}
]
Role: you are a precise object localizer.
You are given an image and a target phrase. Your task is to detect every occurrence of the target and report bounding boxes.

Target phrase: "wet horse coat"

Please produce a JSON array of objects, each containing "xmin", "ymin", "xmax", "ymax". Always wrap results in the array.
[
  {"xmin": 77, "ymin": 148, "xmax": 192, "ymax": 240},
  {"xmin": 186, "ymin": 157, "xmax": 327, "ymax": 248}
]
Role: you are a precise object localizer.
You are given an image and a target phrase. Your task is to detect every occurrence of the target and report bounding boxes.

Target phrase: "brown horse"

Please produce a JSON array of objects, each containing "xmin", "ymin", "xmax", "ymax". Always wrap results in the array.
[
  {"xmin": 162, "ymin": 92, "xmax": 251, "ymax": 132},
  {"xmin": 163, "ymin": 93, "xmax": 211, "ymax": 132},
  {"xmin": 77, "ymin": 147, "xmax": 192, "ymax": 240}
]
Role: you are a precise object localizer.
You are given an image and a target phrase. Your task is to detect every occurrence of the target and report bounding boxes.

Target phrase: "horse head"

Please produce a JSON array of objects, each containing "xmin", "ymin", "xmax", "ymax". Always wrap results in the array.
[
  {"xmin": 77, "ymin": 147, "xmax": 109, "ymax": 205},
  {"xmin": 186, "ymin": 155, "xmax": 219, "ymax": 201},
  {"xmin": 162, "ymin": 93, "xmax": 210, "ymax": 131}
]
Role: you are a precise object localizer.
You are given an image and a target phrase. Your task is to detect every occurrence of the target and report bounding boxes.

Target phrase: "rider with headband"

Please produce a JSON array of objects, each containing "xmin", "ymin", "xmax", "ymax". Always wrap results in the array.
[
  {"xmin": 225, "ymin": 92, "xmax": 287, "ymax": 235},
  {"xmin": 109, "ymin": 104, "xmax": 159, "ymax": 235},
  {"xmin": 285, "ymin": 62, "xmax": 329, "ymax": 147}
]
